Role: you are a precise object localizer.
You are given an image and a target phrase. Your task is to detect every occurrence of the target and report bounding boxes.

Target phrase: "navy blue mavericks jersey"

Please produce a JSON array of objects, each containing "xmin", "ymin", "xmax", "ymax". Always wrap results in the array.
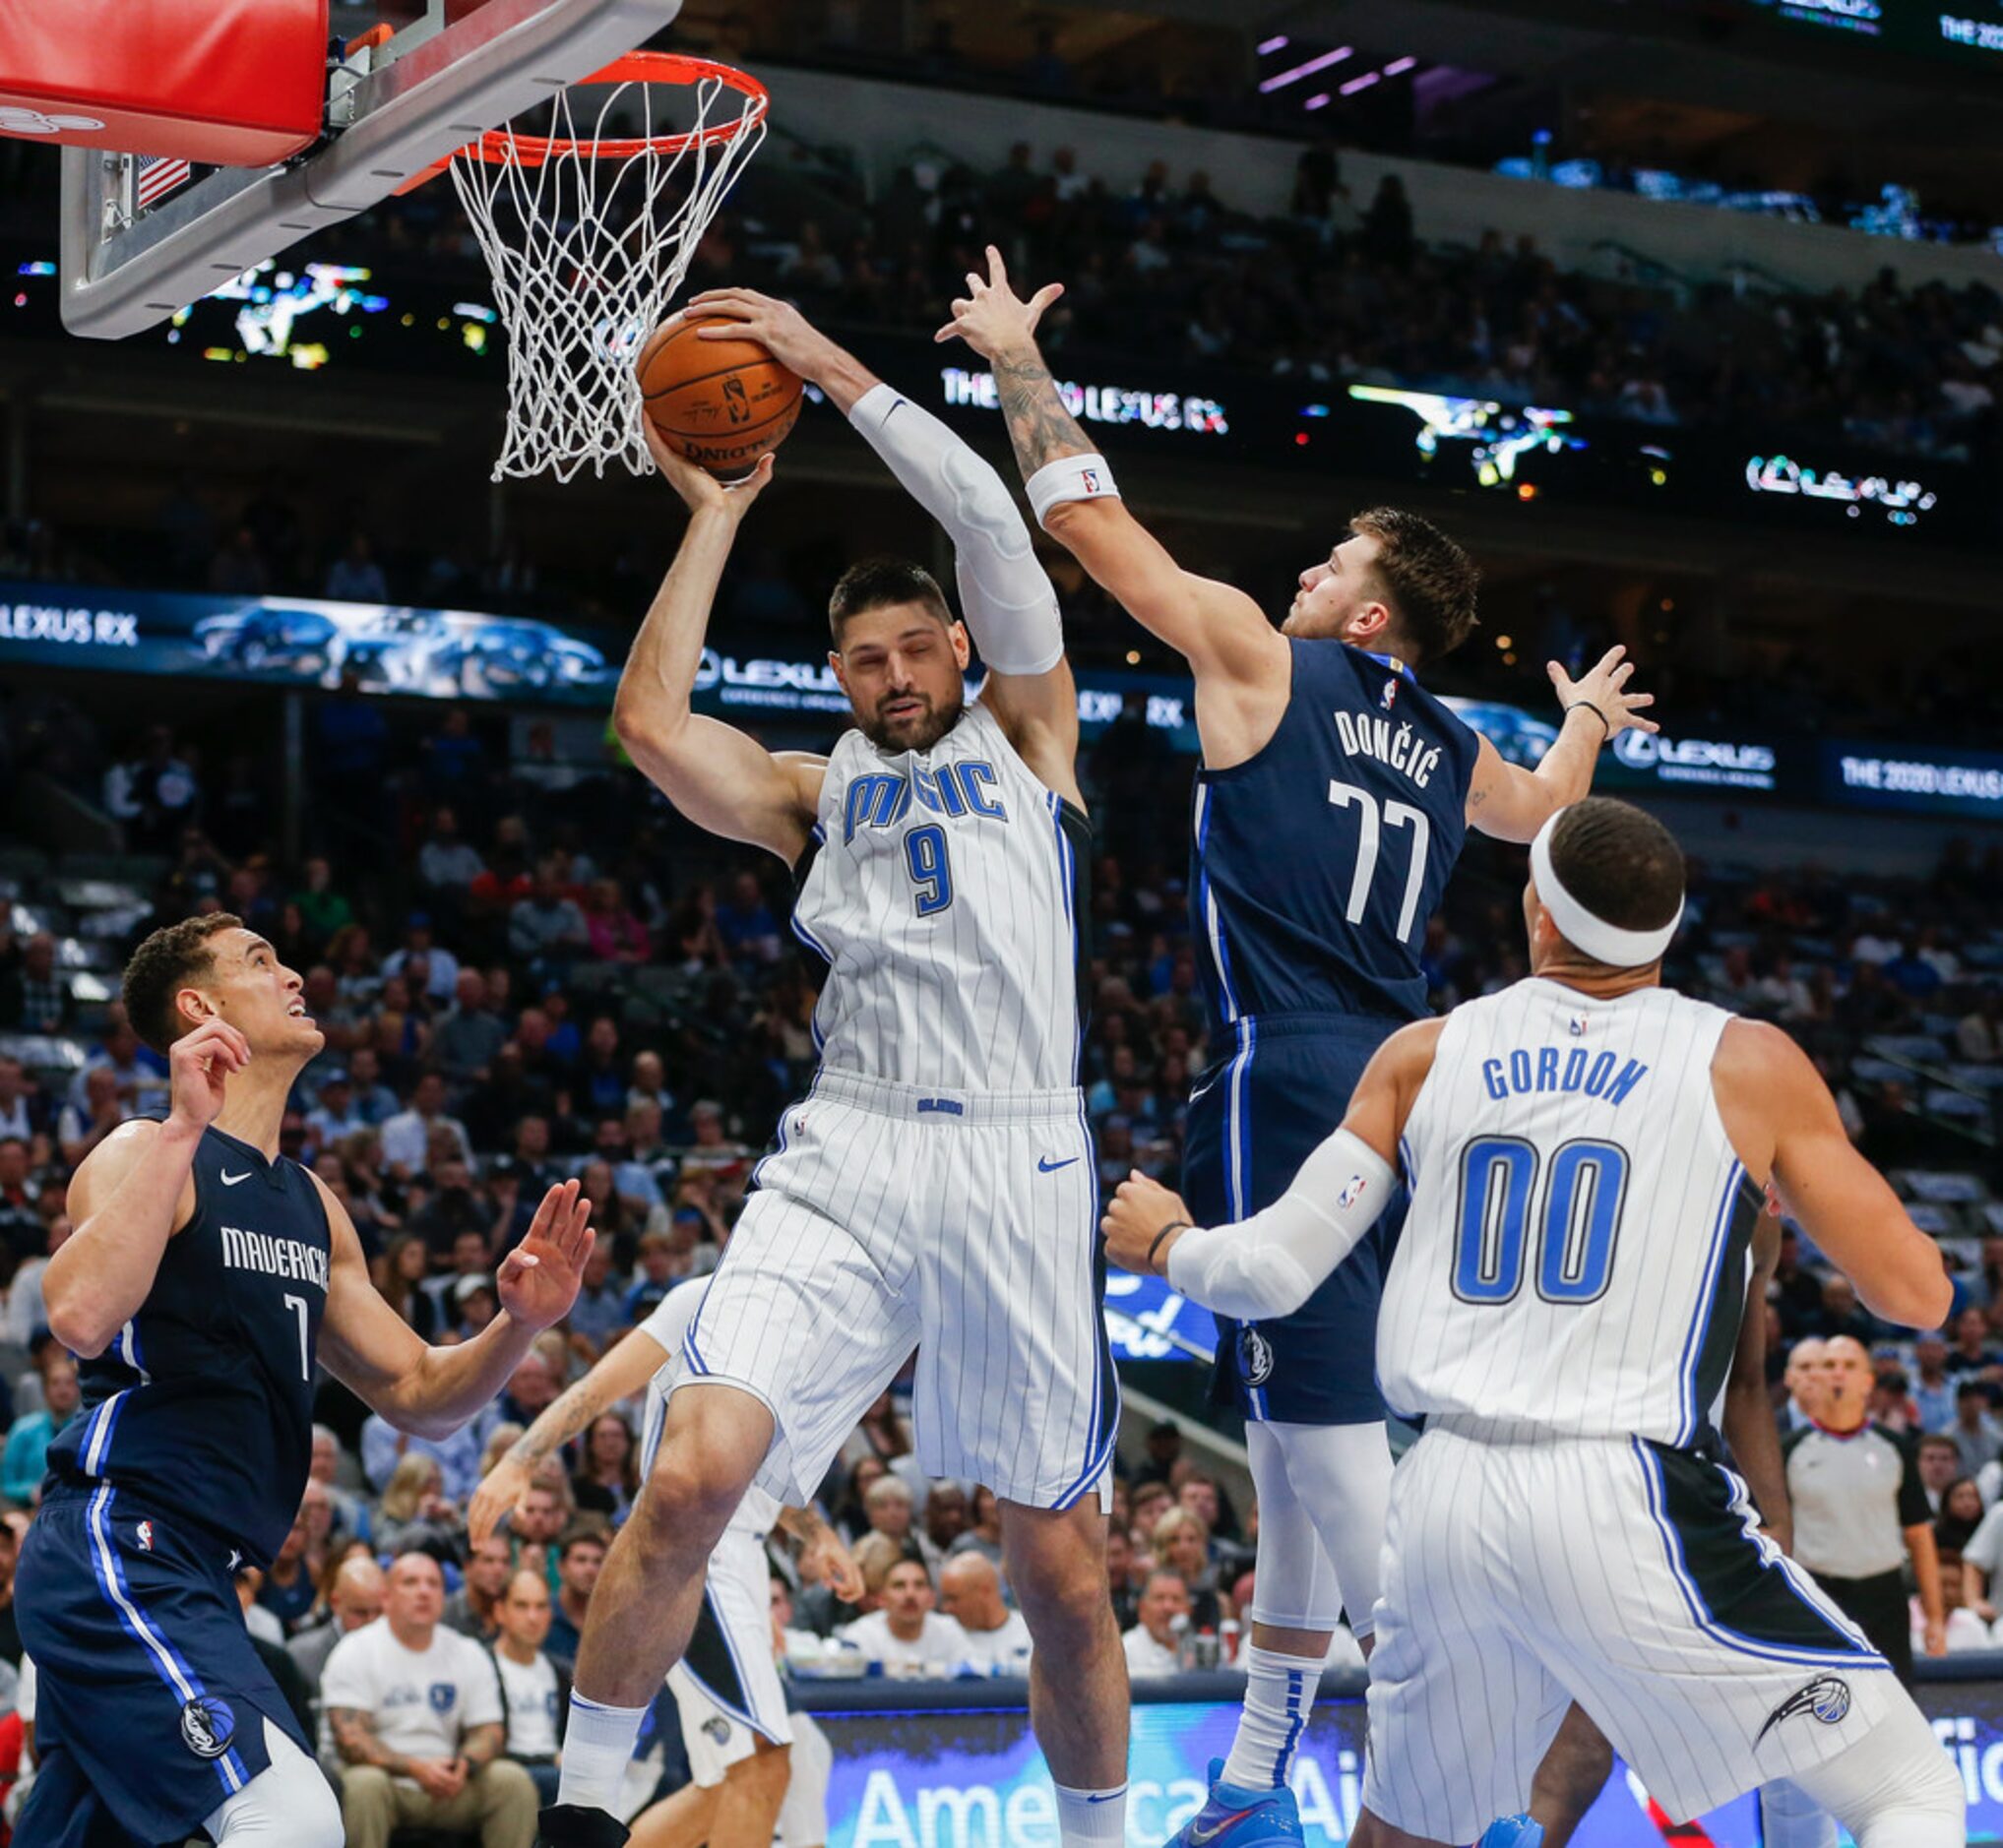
[
  {"xmin": 1191, "ymin": 640, "xmax": 1481, "ymax": 1035},
  {"xmin": 46, "ymin": 1125, "xmax": 331, "ymax": 1567}
]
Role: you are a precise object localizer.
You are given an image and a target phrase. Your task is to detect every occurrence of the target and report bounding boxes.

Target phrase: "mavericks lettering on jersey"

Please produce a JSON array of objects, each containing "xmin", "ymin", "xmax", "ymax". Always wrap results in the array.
[
  {"xmin": 1334, "ymin": 712, "xmax": 1442, "ymax": 789},
  {"xmin": 219, "ymin": 1223, "xmax": 332, "ymax": 1290}
]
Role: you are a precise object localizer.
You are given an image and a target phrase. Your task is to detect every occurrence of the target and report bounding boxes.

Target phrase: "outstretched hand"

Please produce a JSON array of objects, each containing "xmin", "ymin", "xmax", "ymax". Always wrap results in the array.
[
  {"xmin": 495, "ymin": 1179, "xmax": 595, "ymax": 1332},
  {"xmin": 467, "ymin": 1456, "xmax": 531, "ymax": 1548},
  {"xmin": 1549, "ymin": 645, "xmax": 1658, "ymax": 743},
  {"xmin": 798, "ymin": 1529, "xmax": 864, "ymax": 1603},
  {"xmin": 933, "ymin": 245, "xmax": 1064, "ymax": 358}
]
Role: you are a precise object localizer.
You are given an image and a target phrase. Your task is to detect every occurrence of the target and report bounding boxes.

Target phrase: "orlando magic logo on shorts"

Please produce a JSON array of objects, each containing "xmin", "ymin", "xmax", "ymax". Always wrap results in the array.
[
  {"xmin": 704, "ymin": 1715, "xmax": 734, "ymax": 1747},
  {"xmin": 1755, "ymin": 1675, "xmax": 1851, "ymax": 1745},
  {"xmin": 179, "ymin": 1695, "xmax": 236, "ymax": 1759}
]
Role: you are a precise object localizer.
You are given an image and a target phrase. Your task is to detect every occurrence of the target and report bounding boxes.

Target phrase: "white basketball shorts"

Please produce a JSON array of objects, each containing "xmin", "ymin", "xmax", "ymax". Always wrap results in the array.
[
  {"xmin": 1363, "ymin": 1423, "xmax": 1898, "ymax": 1840},
  {"xmin": 676, "ymin": 1069, "xmax": 1117, "ymax": 1510},
  {"xmin": 666, "ymin": 1528, "xmax": 791, "ymax": 1787}
]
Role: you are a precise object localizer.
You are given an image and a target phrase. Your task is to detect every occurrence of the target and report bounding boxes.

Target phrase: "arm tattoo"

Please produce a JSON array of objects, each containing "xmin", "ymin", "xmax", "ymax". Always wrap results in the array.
[
  {"xmin": 507, "ymin": 1375, "xmax": 610, "ymax": 1471},
  {"xmin": 991, "ymin": 348, "xmax": 1094, "ymax": 480},
  {"xmin": 460, "ymin": 1721, "xmax": 505, "ymax": 1769},
  {"xmin": 777, "ymin": 1504, "xmax": 832, "ymax": 1546},
  {"xmin": 329, "ymin": 1707, "xmax": 408, "ymax": 1774}
]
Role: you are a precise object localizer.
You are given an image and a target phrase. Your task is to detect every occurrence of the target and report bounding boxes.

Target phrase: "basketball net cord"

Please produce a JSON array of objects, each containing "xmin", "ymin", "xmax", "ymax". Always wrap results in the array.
[{"xmin": 451, "ymin": 73, "xmax": 766, "ymax": 483}]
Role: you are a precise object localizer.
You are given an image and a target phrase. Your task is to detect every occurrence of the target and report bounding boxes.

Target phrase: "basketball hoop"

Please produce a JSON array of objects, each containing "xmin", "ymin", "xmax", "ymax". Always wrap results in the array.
[{"xmin": 443, "ymin": 51, "xmax": 769, "ymax": 482}]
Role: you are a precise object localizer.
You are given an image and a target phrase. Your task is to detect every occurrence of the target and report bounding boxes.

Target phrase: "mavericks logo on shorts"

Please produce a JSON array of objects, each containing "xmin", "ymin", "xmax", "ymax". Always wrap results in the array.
[
  {"xmin": 180, "ymin": 1695, "xmax": 236, "ymax": 1759},
  {"xmin": 1238, "ymin": 1324, "xmax": 1276, "ymax": 1387},
  {"xmin": 1756, "ymin": 1675, "xmax": 1850, "ymax": 1745}
]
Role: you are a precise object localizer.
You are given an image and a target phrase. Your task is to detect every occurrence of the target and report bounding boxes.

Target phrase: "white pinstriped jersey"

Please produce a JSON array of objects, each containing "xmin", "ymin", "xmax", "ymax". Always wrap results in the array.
[
  {"xmin": 1379, "ymin": 978, "xmax": 1764, "ymax": 1447},
  {"xmin": 793, "ymin": 699, "xmax": 1087, "ymax": 1093}
]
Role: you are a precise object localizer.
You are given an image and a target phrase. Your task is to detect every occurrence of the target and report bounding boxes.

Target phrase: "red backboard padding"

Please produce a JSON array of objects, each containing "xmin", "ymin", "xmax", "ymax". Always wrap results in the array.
[{"xmin": 0, "ymin": 0, "xmax": 331, "ymax": 166}]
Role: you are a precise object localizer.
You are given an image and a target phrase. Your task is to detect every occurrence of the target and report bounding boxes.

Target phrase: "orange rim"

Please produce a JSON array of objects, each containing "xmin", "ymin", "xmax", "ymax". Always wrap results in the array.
[{"xmin": 464, "ymin": 51, "xmax": 768, "ymax": 165}]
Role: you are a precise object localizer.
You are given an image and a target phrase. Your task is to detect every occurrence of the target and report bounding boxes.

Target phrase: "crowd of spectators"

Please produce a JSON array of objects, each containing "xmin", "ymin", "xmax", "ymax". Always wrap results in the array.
[
  {"xmin": 672, "ymin": 142, "xmax": 2002, "ymax": 462},
  {"xmin": 302, "ymin": 125, "xmax": 2000, "ymax": 463}
]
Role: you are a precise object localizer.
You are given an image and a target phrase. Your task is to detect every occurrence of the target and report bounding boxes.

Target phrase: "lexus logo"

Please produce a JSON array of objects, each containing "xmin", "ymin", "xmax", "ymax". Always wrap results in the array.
[{"xmin": 1613, "ymin": 731, "xmax": 1777, "ymax": 774}]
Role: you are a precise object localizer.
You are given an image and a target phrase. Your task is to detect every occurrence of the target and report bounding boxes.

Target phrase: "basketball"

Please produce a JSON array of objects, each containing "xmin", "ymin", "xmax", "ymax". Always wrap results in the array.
[{"xmin": 638, "ymin": 316, "xmax": 802, "ymax": 478}]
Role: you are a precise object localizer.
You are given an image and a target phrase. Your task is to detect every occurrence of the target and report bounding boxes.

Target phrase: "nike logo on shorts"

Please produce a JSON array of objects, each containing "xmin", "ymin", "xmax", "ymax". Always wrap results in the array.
[
  {"xmin": 1037, "ymin": 1155, "xmax": 1080, "ymax": 1173},
  {"xmin": 220, "ymin": 1170, "xmax": 252, "ymax": 1186}
]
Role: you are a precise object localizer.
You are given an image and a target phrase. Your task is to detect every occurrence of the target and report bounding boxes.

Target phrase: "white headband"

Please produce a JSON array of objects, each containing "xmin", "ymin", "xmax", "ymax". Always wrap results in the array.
[{"xmin": 1530, "ymin": 812, "xmax": 1683, "ymax": 967}]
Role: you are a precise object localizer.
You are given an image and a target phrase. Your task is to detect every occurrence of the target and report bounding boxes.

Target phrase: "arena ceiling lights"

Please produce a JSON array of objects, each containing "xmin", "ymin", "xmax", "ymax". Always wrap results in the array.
[{"xmin": 1256, "ymin": 36, "xmax": 1421, "ymax": 110}]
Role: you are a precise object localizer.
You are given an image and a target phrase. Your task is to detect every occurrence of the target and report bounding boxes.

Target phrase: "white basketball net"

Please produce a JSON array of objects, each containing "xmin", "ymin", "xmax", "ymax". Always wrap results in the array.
[{"xmin": 451, "ymin": 64, "xmax": 768, "ymax": 483}]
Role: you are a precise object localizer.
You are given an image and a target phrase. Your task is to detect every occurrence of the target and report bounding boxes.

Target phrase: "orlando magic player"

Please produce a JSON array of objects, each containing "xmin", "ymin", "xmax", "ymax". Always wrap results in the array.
[
  {"xmin": 17, "ymin": 915, "xmax": 594, "ymax": 1848},
  {"xmin": 941, "ymin": 248, "xmax": 1654, "ymax": 1843},
  {"xmin": 467, "ymin": 1275, "xmax": 859, "ymax": 1848},
  {"xmin": 1105, "ymin": 799, "xmax": 1965, "ymax": 1848},
  {"xmin": 538, "ymin": 297, "xmax": 1125, "ymax": 1848}
]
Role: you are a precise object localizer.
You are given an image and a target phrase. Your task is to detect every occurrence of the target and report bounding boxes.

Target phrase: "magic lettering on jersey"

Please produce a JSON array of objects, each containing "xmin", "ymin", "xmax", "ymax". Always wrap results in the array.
[
  {"xmin": 1480, "ymin": 1046, "xmax": 1651, "ymax": 1106},
  {"xmin": 219, "ymin": 1224, "xmax": 332, "ymax": 1290},
  {"xmin": 843, "ymin": 761, "xmax": 1007, "ymax": 841},
  {"xmin": 1334, "ymin": 711, "xmax": 1444, "ymax": 789}
]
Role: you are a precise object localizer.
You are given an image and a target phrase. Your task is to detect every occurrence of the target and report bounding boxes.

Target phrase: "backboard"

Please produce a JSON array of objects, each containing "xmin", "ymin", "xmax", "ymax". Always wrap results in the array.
[{"xmin": 58, "ymin": 0, "xmax": 681, "ymax": 339}]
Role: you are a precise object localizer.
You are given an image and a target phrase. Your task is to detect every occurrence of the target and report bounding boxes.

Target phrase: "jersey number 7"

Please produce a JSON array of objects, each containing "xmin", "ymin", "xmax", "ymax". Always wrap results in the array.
[{"xmin": 1328, "ymin": 779, "xmax": 1430, "ymax": 948}]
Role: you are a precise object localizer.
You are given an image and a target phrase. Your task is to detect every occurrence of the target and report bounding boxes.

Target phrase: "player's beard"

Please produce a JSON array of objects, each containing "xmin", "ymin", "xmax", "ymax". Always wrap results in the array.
[{"xmin": 858, "ymin": 684, "xmax": 963, "ymax": 754}]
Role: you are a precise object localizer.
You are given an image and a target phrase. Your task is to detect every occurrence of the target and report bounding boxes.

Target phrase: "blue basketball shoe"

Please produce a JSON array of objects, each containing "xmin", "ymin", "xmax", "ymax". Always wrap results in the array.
[
  {"xmin": 1478, "ymin": 1817, "xmax": 1546, "ymax": 1848},
  {"xmin": 1163, "ymin": 1759, "xmax": 1304, "ymax": 1846}
]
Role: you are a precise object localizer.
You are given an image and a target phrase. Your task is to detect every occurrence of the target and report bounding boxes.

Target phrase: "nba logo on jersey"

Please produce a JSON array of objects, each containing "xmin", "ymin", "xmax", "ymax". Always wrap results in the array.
[
  {"xmin": 1569, "ymin": 1015, "xmax": 1588, "ymax": 1036},
  {"xmin": 135, "ymin": 1520, "xmax": 154, "ymax": 1552},
  {"xmin": 1380, "ymin": 676, "xmax": 1399, "ymax": 710},
  {"xmin": 1338, "ymin": 1174, "xmax": 1370, "ymax": 1211}
]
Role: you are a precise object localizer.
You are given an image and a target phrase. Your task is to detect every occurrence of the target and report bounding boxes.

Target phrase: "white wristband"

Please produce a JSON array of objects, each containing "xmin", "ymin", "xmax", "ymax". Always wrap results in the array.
[{"xmin": 1026, "ymin": 452, "xmax": 1120, "ymax": 529}]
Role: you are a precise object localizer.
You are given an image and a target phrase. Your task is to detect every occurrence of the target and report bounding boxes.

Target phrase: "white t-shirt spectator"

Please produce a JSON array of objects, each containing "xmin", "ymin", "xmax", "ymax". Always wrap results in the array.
[
  {"xmin": 320, "ymin": 1617, "xmax": 502, "ymax": 1761},
  {"xmin": 1913, "ymin": 1599, "xmax": 1995, "ymax": 1654},
  {"xmin": 494, "ymin": 1651, "xmax": 561, "ymax": 1758},
  {"xmin": 382, "ymin": 944, "xmax": 462, "ymax": 1003},
  {"xmin": 379, "ymin": 1108, "xmax": 472, "ymax": 1174},
  {"xmin": 1122, "ymin": 1625, "xmax": 1181, "ymax": 1678},
  {"xmin": 837, "ymin": 1611, "xmax": 969, "ymax": 1676},
  {"xmin": 419, "ymin": 841, "xmax": 487, "ymax": 891},
  {"xmin": 950, "ymin": 1611, "xmax": 1033, "ymax": 1674},
  {"xmin": 244, "ymin": 1603, "xmax": 285, "ymax": 1647},
  {"xmin": 4, "ymin": 1255, "xmax": 50, "ymax": 1345},
  {"xmin": 1962, "ymin": 1504, "xmax": 2003, "ymax": 1582}
]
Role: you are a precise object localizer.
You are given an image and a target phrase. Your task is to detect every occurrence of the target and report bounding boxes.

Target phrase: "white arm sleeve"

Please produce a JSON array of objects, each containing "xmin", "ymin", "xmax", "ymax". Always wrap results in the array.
[
  {"xmin": 847, "ymin": 383, "xmax": 1065, "ymax": 677},
  {"xmin": 1165, "ymin": 1128, "xmax": 1396, "ymax": 1322}
]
